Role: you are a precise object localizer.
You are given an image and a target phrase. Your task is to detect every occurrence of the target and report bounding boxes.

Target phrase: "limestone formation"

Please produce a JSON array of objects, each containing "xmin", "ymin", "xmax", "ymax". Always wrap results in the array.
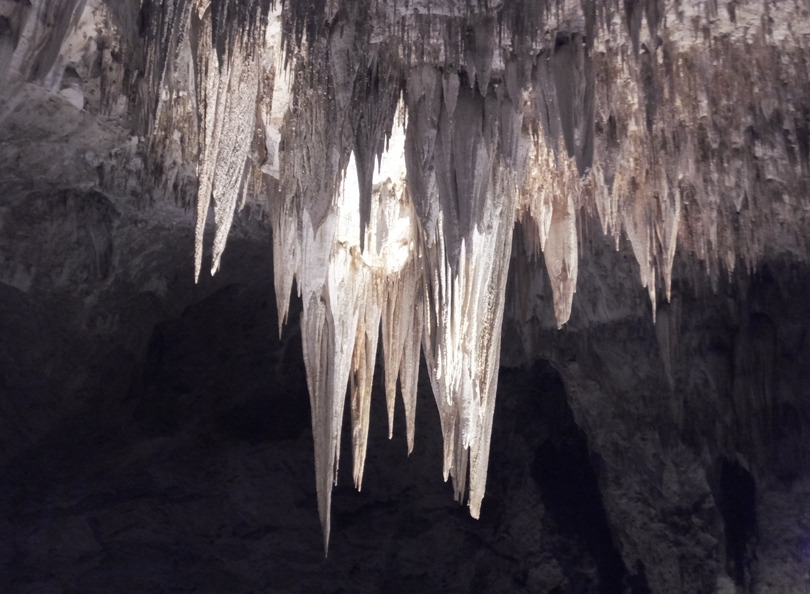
[{"xmin": 2, "ymin": 1, "xmax": 810, "ymax": 589}]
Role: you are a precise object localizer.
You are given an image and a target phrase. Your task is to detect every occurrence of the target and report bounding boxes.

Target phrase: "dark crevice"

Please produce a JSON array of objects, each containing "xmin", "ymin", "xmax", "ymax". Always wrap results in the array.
[
  {"xmin": 528, "ymin": 361, "xmax": 628, "ymax": 594},
  {"xmin": 717, "ymin": 458, "xmax": 757, "ymax": 586}
]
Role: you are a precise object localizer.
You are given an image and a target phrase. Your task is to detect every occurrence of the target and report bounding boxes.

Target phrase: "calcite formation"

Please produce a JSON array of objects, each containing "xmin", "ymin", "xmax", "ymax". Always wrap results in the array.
[{"xmin": 3, "ymin": 0, "xmax": 810, "ymax": 553}]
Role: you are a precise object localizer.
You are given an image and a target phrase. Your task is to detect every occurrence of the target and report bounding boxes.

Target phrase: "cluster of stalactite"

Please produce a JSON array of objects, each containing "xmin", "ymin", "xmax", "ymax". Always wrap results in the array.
[
  {"xmin": 5, "ymin": 0, "xmax": 810, "ymax": 553},
  {"xmin": 142, "ymin": 0, "xmax": 810, "ymax": 554}
]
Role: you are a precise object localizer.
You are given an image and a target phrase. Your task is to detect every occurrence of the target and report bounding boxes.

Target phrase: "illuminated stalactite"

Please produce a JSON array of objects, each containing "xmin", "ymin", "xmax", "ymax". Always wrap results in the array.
[{"xmin": 102, "ymin": 0, "xmax": 810, "ymax": 551}]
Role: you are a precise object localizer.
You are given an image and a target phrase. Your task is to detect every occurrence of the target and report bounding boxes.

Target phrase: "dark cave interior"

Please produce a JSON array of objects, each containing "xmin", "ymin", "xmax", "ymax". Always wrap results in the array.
[{"xmin": 718, "ymin": 458, "xmax": 757, "ymax": 587}]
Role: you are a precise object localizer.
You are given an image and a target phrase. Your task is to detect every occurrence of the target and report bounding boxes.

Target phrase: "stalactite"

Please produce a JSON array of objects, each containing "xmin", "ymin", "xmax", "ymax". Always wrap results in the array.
[
  {"xmin": 192, "ymin": 3, "xmax": 262, "ymax": 280},
  {"xmin": 122, "ymin": 0, "xmax": 810, "ymax": 553}
]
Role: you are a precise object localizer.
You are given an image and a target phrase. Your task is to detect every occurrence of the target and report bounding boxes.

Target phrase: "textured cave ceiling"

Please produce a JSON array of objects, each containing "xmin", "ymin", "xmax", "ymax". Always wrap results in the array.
[{"xmin": 1, "ymin": 0, "xmax": 810, "ymax": 592}]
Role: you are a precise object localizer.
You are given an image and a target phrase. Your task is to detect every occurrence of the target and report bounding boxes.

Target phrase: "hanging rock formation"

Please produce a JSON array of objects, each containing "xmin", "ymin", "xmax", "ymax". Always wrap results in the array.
[{"xmin": 3, "ymin": 0, "xmax": 810, "ymax": 565}]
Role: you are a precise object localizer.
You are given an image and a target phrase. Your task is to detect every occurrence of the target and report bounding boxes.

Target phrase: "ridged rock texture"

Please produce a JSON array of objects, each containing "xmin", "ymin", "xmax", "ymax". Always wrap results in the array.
[{"xmin": 2, "ymin": 0, "xmax": 810, "ymax": 592}]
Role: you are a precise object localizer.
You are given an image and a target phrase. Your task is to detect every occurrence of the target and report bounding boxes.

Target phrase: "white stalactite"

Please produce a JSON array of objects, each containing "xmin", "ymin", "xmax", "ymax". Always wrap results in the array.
[{"xmin": 131, "ymin": 0, "xmax": 810, "ymax": 554}]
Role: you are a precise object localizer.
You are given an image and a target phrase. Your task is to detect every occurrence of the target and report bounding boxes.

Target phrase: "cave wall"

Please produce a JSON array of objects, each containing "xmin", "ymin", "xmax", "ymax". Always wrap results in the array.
[{"xmin": 506, "ymin": 215, "xmax": 810, "ymax": 593}]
